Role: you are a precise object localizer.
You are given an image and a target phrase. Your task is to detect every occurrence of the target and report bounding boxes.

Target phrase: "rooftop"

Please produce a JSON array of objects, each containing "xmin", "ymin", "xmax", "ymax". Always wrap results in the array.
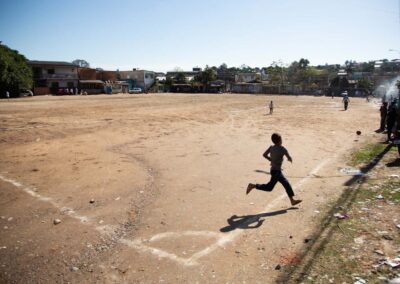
[{"xmin": 28, "ymin": 60, "xmax": 77, "ymax": 67}]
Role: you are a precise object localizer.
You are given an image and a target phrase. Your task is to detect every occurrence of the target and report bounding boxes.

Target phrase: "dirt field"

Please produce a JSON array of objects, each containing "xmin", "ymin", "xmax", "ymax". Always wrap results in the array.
[{"xmin": 0, "ymin": 93, "xmax": 378, "ymax": 283}]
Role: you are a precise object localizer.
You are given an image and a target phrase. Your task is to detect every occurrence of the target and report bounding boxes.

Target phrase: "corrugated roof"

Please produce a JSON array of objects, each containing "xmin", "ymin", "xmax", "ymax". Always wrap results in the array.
[{"xmin": 28, "ymin": 60, "xmax": 77, "ymax": 66}]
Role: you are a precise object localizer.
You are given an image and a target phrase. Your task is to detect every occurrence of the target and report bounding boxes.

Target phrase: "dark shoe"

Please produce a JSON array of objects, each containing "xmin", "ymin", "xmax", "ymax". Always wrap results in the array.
[
  {"xmin": 246, "ymin": 184, "xmax": 255, "ymax": 195},
  {"xmin": 291, "ymin": 199, "xmax": 302, "ymax": 206}
]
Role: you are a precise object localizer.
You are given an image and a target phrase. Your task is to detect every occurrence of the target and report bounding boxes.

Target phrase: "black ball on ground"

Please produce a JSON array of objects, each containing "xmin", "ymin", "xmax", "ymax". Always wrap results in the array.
[{"xmin": 356, "ymin": 130, "xmax": 361, "ymax": 135}]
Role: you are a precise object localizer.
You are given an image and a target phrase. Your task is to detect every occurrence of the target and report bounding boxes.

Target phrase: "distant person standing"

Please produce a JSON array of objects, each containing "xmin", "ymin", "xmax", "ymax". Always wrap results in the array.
[
  {"xmin": 342, "ymin": 92, "xmax": 350, "ymax": 110},
  {"xmin": 5, "ymin": 90, "xmax": 10, "ymax": 100},
  {"xmin": 386, "ymin": 101, "xmax": 397, "ymax": 142},
  {"xmin": 269, "ymin": 100, "xmax": 274, "ymax": 114},
  {"xmin": 379, "ymin": 102, "xmax": 388, "ymax": 132}
]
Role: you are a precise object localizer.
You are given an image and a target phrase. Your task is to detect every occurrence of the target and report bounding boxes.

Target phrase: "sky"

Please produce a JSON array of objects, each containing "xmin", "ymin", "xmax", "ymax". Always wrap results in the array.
[{"xmin": 0, "ymin": 0, "xmax": 399, "ymax": 72}]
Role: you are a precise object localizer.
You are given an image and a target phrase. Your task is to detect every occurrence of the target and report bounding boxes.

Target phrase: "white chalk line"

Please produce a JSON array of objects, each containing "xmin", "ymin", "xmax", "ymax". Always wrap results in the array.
[
  {"xmin": 128, "ymin": 157, "xmax": 333, "ymax": 266},
  {"xmin": 0, "ymin": 157, "xmax": 333, "ymax": 267},
  {"xmin": 0, "ymin": 174, "xmax": 90, "ymax": 223}
]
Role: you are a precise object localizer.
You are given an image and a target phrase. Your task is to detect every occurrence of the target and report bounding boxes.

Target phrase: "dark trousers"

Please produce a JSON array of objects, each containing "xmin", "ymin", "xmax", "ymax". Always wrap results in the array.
[
  {"xmin": 380, "ymin": 117, "xmax": 386, "ymax": 131},
  {"xmin": 387, "ymin": 123, "xmax": 394, "ymax": 140},
  {"xmin": 255, "ymin": 169, "xmax": 294, "ymax": 197}
]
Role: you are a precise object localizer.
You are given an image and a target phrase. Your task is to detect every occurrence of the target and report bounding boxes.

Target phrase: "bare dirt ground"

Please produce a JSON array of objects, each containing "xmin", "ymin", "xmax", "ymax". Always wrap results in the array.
[{"xmin": 0, "ymin": 93, "xmax": 378, "ymax": 283}]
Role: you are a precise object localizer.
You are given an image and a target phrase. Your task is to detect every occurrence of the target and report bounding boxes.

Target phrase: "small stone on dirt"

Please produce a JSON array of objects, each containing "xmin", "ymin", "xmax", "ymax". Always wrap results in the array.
[
  {"xmin": 354, "ymin": 277, "xmax": 366, "ymax": 284},
  {"xmin": 382, "ymin": 235, "xmax": 393, "ymax": 240},
  {"xmin": 71, "ymin": 266, "xmax": 79, "ymax": 272},
  {"xmin": 89, "ymin": 199, "xmax": 95, "ymax": 204},
  {"xmin": 374, "ymin": 249, "xmax": 385, "ymax": 256},
  {"xmin": 354, "ymin": 237, "xmax": 364, "ymax": 244},
  {"xmin": 275, "ymin": 264, "xmax": 281, "ymax": 270},
  {"xmin": 53, "ymin": 219, "xmax": 61, "ymax": 225}
]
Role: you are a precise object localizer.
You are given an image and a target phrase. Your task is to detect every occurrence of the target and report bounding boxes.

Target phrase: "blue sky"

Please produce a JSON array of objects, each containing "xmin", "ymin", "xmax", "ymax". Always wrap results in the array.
[{"xmin": 0, "ymin": 0, "xmax": 399, "ymax": 72}]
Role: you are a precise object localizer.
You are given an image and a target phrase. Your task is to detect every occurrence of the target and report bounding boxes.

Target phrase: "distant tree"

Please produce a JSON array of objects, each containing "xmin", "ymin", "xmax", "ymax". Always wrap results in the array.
[
  {"xmin": 266, "ymin": 61, "xmax": 287, "ymax": 86},
  {"xmin": 173, "ymin": 67, "xmax": 183, "ymax": 72},
  {"xmin": 193, "ymin": 65, "xmax": 216, "ymax": 91},
  {"xmin": 299, "ymin": 58, "xmax": 309, "ymax": 69},
  {"xmin": 358, "ymin": 61, "xmax": 375, "ymax": 72},
  {"xmin": 0, "ymin": 45, "xmax": 33, "ymax": 97},
  {"xmin": 240, "ymin": 64, "xmax": 253, "ymax": 72},
  {"xmin": 218, "ymin": 63, "xmax": 228, "ymax": 71},
  {"xmin": 344, "ymin": 60, "xmax": 356, "ymax": 74},
  {"xmin": 202, "ymin": 66, "xmax": 216, "ymax": 84},
  {"xmin": 357, "ymin": 77, "xmax": 372, "ymax": 91},
  {"xmin": 72, "ymin": 59, "xmax": 90, "ymax": 68},
  {"xmin": 164, "ymin": 75, "xmax": 174, "ymax": 90},
  {"xmin": 174, "ymin": 72, "xmax": 187, "ymax": 84}
]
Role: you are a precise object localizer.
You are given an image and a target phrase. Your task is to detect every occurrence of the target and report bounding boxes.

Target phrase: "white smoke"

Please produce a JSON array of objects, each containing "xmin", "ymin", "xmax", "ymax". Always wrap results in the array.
[{"xmin": 374, "ymin": 76, "xmax": 400, "ymax": 103}]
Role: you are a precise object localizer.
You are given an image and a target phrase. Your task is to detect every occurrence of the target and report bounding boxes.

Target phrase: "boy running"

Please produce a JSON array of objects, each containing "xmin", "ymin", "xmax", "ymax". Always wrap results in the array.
[{"xmin": 246, "ymin": 133, "xmax": 302, "ymax": 206}]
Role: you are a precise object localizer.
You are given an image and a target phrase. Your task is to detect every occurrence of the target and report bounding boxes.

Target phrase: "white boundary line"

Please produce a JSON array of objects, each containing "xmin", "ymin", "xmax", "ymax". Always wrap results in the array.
[
  {"xmin": 0, "ymin": 175, "xmax": 90, "ymax": 223},
  {"xmin": 126, "ymin": 158, "xmax": 332, "ymax": 266},
  {"xmin": 0, "ymin": 157, "xmax": 332, "ymax": 267}
]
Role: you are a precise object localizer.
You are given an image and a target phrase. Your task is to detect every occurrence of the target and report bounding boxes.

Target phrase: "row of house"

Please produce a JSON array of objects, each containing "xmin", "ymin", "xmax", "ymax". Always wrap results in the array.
[
  {"xmin": 28, "ymin": 60, "xmax": 400, "ymax": 96},
  {"xmin": 28, "ymin": 61, "xmax": 156, "ymax": 95}
]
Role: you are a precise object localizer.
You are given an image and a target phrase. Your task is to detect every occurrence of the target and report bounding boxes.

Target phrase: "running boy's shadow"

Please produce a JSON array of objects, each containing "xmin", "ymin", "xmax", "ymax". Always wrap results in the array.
[{"xmin": 220, "ymin": 208, "xmax": 298, "ymax": 233}]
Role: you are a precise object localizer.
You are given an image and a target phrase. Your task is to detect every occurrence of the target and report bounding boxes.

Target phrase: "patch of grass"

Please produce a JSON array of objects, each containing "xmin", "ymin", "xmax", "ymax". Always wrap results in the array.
[
  {"xmin": 302, "ymin": 179, "xmax": 400, "ymax": 283},
  {"xmin": 350, "ymin": 143, "xmax": 388, "ymax": 166}
]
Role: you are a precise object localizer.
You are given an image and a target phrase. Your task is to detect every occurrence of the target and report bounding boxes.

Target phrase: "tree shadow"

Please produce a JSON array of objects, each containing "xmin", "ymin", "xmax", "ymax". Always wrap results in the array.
[
  {"xmin": 277, "ymin": 143, "xmax": 394, "ymax": 283},
  {"xmin": 344, "ymin": 144, "xmax": 393, "ymax": 186},
  {"xmin": 386, "ymin": 158, "xmax": 400, "ymax": 167},
  {"xmin": 220, "ymin": 207, "xmax": 298, "ymax": 233}
]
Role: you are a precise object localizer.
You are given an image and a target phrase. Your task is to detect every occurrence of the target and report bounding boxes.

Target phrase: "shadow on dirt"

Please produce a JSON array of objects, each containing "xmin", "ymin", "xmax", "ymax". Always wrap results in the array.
[
  {"xmin": 276, "ymin": 143, "xmax": 393, "ymax": 283},
  {"xmin": 386, "ymin": 157, "xmax": 400, "ymax": 167},
  {"xmin": 220, "ymin": 208, "xmax": 298, "ymax": 233}
]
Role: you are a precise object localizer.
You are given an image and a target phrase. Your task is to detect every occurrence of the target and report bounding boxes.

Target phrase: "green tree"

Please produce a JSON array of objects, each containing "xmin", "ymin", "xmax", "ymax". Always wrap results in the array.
[
  {"xmin": 299, "ymin": 58, "xmax": 309, "ymax": 69},
  {"xmin": 174, "ymin": 72, "xmax": 187, "ymax": 84},
  {"xmin": 193, "ymin": 66, "xmax": 216, "ymax": 91},
  {"xmin": 357, "ymin": 77, "xmax": 371, "ymax": 91},
  {"xmin": 345, "ymin": 60, "xmax": 356, "ymax": 74},
  {"xmin": 218, "ymin": 63, "xmax": 228, "ymax": 71},
  {"xmin": 164, "ymin": 75, "xmax": 174, "ymax": 90},
  {"xmin": 0, "ymin": 45, "xmax": 33, "ymax": 97}
]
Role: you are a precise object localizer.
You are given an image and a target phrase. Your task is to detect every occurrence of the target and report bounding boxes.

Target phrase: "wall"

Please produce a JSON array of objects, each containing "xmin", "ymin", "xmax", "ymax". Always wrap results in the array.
[
  {"xmin": 78, "ymin": 68, "xmax": 97, "ymax": 80},
  {"xmin": 33, "ymin": 87, "xmax": 50, "ymax": 95},
  {"xmin": 97, "ymin": 71, "xmax": 117, "ymax": 81}
]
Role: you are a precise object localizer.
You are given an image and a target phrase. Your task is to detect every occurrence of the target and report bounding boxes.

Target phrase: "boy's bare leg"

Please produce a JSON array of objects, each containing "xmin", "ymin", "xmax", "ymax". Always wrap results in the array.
[
  {"xmin": 290, "ymin": 197, "xmax": 302, "ymax": 206},
  {"xmin": 246, "ymin": 183, "xmax": 256, "ymax": 194}
]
